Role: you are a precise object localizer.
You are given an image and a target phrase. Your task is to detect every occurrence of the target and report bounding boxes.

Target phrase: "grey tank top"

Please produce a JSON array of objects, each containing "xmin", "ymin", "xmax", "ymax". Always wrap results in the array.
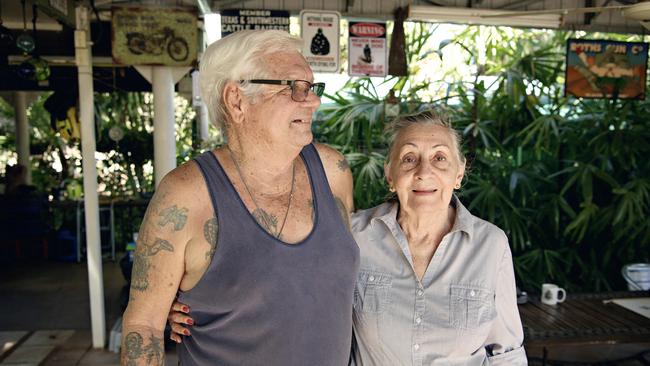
[{"xmin": 177, "ymin": 143, "xmax": 360, "ymax": 366}]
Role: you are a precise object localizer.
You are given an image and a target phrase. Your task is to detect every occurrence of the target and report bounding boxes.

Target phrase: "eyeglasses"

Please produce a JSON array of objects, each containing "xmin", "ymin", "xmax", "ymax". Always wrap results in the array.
[{"xmin": 241, "ymin": 79, "xmax": 326, "ymax": 102}]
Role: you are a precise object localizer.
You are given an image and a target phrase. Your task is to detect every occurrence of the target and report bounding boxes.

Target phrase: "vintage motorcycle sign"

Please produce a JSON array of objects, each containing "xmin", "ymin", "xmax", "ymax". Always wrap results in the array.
[{"xmin": 112, "ymin": 7, "xmax": 198, "ymax": 66}]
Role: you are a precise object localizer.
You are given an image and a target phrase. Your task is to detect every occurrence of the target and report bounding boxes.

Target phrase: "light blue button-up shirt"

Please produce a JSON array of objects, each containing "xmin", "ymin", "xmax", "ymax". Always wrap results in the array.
[{"xmin": 350, "ymin": 197, "xmax": 527, "ymax": 366}]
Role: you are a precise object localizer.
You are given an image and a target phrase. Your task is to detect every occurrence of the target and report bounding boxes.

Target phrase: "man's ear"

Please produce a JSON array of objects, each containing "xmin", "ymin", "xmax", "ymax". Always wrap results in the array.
[{"xmin": 223, "ymin": 81, "xmax": 244, "ymax": 124}]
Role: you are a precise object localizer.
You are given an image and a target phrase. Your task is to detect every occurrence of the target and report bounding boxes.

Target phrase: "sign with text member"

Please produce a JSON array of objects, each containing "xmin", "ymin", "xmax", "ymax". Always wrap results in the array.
[
  {"xmin": 300, "ymin": 10, "xmax": 340, "ymax": 73},
  {"xmin": 348, "ymin": 21, "xmax": 387, "ymax": 77},
  {"xmin": 221, "ymin": 9, "xmax": 290, "ymax": 37}
]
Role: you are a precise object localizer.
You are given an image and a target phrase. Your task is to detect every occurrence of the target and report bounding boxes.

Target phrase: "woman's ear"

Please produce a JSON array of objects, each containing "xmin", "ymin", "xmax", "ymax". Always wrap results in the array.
[
  {"xmin": 384, "ymin": 162, "xmax": 394, "ymax": 191},
  {"xmin": 223, "ymin": 81, "xmax": 244, "ymax": 124},
  {"xmin": 455, "ymin": 162, "xmax": 466, "ymax": 188}
]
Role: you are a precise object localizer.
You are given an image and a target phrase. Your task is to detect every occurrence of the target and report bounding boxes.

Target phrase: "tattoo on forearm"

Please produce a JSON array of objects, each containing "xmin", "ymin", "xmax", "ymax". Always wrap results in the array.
[
  {"xmin": 123, "ymin": 332, "xmax": 164, "ymax": 366},
  {"xmin": 158, "ymin": 205, "xmax": 189, "ymax": 231},
  {"xmin": 252, "ymin": 208, "xmax": 279, "ymax": 236},
  {"xmin": 204, "ymin": 217, "xmax": 218, "ymax": 260},
  {"xmin": 335, "ymin": 196, "xmax": 351, "ymax": 230},
  {"xmin": 337, "ymin": 158, "xmax": 350, "ymax": 172},
  {"xmin": 131, "ymin": 236, "xmax": 174, "ymax": 292}
]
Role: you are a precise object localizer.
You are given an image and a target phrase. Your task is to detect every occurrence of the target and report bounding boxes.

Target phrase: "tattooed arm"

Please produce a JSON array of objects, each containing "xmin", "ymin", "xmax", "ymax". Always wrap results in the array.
[
  {"xmin": 313, "ymin": 143, "xmax": 354, "ymax": 228},
  {"xmin": 121, "ymin": 163, "xmax": 203, "ymax": 365}
]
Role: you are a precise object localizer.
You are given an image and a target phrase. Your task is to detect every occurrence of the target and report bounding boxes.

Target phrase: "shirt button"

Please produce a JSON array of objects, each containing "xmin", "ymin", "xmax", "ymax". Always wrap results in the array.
[
  {"xmin": 470, "ymin": 290, "xmax": 476, "ymax": 297},
  {"xmin": 413, "ymin": 344, "xmax": 420, "ymax": 351},
  {"xmin": 368, "ymin": 276, "xmax": 375, "ymax": 282},
  {"xmin": 415, "ymin": 317, "xmax": 422, "ymax": 324},
  {"xmin": 417, "ymin": 290, "xmax": 424, "ymax": 296}
]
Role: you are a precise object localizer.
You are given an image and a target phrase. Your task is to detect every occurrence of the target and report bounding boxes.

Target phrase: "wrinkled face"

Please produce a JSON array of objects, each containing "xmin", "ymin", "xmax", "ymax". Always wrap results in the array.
[
  {"xmin": 243, "ymin": 51, "xmax": 321, "ymax": 149},
  {"xmin": 385, "ymin": 124, "xmax": 465, "ymax": 214}
]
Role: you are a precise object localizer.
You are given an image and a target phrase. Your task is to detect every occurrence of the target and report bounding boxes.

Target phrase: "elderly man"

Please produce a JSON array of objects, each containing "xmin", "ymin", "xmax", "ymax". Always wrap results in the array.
[{"xmin": 120, "ymin": 30, "xmax": 359, "ymax": 365}]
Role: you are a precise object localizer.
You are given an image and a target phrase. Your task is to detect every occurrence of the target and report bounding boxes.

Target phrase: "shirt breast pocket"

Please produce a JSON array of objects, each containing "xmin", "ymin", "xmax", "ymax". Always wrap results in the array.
[
  {"xmin": 354, "ymin": 270, "xmax": 392, "ymax": 314},
  {"xmin": 449, "ymin": 285, "xmax": 495, "ymax": 330}
]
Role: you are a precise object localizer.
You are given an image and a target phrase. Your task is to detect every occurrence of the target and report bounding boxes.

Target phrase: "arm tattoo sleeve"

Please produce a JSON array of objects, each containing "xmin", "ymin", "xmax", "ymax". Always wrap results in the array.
[
  {"xmin": 157, "ymin": 205, "xmax": 189, "ymax": 231},
  {"xmin": 122, "ymin": 331, "xmax": 165, "ymax": 366}
]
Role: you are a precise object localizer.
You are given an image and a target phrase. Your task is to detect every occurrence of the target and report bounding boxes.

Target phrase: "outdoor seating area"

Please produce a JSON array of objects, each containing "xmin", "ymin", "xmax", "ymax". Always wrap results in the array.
[{"xmin": 1, "ymin": 0, "xmax": 649, "ymax": 364}]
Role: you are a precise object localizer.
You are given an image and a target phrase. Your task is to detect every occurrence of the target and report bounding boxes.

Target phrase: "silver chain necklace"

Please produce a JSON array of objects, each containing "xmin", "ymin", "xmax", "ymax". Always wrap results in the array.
[{"xmin": 226, "ymin": 145, "xmax": 296, "ymax": 239}]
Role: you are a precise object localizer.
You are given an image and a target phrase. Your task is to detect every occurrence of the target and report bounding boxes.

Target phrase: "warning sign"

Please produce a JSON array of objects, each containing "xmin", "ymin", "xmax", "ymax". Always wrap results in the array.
[
  {"xmin": 348, "ymin": 21, "xmax": 387, "ymax": 77},
  {"xmin": 300, "ymin": 10, "xmax": 340, "ymax": 73}
]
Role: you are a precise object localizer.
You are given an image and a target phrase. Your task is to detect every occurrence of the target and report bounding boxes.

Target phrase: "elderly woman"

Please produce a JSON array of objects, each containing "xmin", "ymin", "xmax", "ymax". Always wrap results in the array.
[
  {"xmin": 170, "ymin": 110, "xmax": 526, "ymax": 365},
  {"xmin": 121, "ymin": 30, "xmax": 359, "ymax": 365}
]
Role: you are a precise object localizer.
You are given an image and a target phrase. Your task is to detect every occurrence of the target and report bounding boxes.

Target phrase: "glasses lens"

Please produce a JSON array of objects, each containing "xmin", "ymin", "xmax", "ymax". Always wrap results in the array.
[
  {"xmin": 311, "ymin": 83, "xmax": 325, "ymax": 97},
  {"xmin": 291, "ymin": 81, "xmax": 311, "ymax": 102}
]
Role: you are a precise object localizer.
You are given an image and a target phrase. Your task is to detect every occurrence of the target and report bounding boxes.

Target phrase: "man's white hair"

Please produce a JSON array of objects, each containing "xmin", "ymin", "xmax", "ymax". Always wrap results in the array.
[{"xmin": 199, "ymin": 30, "xmax": 303, "ymax": 131}]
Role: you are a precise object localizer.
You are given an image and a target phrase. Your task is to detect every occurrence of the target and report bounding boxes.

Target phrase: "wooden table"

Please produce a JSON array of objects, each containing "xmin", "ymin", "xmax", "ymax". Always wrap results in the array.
[{"xmin": 519, "ymin": 291, "xmax": 650, "ymax": 364}]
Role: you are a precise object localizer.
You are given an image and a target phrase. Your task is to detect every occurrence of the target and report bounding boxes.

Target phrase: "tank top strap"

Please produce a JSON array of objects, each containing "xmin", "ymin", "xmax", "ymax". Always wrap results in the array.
[
  {"xmin": 193, "ymin": 150, "xmax": 240, "ymax": 222},
  {"xmin": 300, "ymin": 143, "xmax": 339, "ymax": 211}
]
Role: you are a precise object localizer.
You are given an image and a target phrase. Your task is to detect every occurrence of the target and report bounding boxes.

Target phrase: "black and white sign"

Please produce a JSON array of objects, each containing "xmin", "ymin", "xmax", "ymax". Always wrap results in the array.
[
  {"xmin": 300, "ymin": 10, "xmax": 340, "ymax": 73},
  {"xmin": 220, "ymin": 9, "xmax": 290, "ymax": 37}
]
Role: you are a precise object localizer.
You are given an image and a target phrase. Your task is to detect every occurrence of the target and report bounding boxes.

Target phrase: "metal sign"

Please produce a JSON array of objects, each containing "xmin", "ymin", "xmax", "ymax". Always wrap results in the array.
[
  {"xmin": 348, "ymin": 21, "xmax": 387, "ymax": 77},
  {"xmin": 220, "ymin": 9, "xmax": 290, "ymax": 38},
  {"xmin": 300, "ymin": 10, "xmax": 340, "ymax": 73},
  {"xmin": 35, "ymin": 0, "xmax": 76, "ymax": 28},
  {"xmin": 565, "ymin": 39, "xmax": 648, "ymax": 100},
  {"xmin": 112, "ymin": 7, "xmax": 198, "ymax": 66}
]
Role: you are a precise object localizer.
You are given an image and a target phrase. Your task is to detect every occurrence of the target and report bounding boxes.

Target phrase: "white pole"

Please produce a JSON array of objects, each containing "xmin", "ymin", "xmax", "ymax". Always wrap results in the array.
[
  {"xmin": 152, "ymin": 66, "xmax": 177, "ymax": 187},
  {"xmin": 199, "ymin": 103, "xmax": 209, "ymax": 141},
  {"xmin": 75, "ymin": 5, "xmax": 106, "ymax": 348},
  {"xmin": 14, "ymin": 91, "xmax": 32, "ymax": 184}
]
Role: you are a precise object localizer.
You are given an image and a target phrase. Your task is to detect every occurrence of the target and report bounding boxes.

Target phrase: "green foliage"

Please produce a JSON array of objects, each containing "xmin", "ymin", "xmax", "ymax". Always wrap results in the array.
[{"xmin": 316, "ymin": 23, "xmax": 650, "ymax": 292}]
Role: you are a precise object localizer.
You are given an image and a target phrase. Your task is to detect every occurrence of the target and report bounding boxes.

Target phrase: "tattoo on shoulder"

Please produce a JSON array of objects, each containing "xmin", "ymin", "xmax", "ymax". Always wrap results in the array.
[
  {"xmin": 252, "ymin": 208, "xmax": 279, "ymax": 236},
  {"xmin": 123, "ymin": 332, "xmax": 164, "ymax": 366},
  {"xmin": 337, "ymin": 158, "xmax": 350, "ymax": 172},
  {"xmin": 204, "ymin": 217, "xmax": 218, "ymax": 260},
  {"xmin": 131, "ymin": 235, "xmax": 174, "ymax": 292},
  {"xmin": 334, "ymin": 196, "xmax": 351, "ymax": 230},
  {"xmin": 158, "ymin": 205, "xmax": 189, "ymax": 231}
]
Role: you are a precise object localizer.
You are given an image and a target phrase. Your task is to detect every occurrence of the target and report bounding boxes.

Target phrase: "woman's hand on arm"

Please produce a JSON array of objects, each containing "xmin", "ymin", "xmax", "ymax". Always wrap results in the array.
[{"xmin": 168, "ymin": 300, "xmax": 194, "ymax": 343}]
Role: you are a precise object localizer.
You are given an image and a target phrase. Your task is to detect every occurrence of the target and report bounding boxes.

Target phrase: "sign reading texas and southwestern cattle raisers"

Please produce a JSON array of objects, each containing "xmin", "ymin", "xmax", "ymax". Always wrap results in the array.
[
  {"xmin": 348, "ymin": 21, "xmax": 387, "ymax": 77},
  {"xmin": 220, "ymin": 9, "xmax": 290, "ymax": 37}
]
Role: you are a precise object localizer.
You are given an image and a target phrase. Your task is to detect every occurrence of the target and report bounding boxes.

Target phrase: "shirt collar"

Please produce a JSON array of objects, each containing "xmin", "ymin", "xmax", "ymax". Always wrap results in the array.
[{"xmin": 370, "ymin": 195, "xmax": 475, "ymax": 239}]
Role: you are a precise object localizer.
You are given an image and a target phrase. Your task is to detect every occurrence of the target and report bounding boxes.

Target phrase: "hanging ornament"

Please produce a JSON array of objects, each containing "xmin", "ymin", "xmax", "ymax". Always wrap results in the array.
[
  {"xmin": 17, "ymin": 59, "xmax": 35, "ymax": 79},
  {"xmin": 16, "ymin": 0, "xmax": 34, "ymax": 53},
  {"xmin": 109, "ymin": 126, "xmax": 125, "ymax": 142}
]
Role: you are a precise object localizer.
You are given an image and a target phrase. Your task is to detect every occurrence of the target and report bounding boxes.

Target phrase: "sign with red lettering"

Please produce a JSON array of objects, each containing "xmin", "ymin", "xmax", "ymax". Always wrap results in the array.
[
  {"xmin": 566, "ymin": 39, "xmax": 648, "ymax": 100},
  {"xmin": 348, "ymin": 21, "xmax": 387, "ymax": 77},
  {"xmin": 300, "ymin": 10, "xmax": 340, "ymax": 73}
]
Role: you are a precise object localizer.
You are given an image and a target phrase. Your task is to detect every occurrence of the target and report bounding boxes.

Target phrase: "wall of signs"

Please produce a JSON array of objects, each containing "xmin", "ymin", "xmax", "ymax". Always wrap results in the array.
[
  {"xmin": 566, "ymin": 39, "xmax": 648, "ymax": 100},
  {"xmin": 112, "ymin": 7, "xmax": 198, "ymax": 66}
]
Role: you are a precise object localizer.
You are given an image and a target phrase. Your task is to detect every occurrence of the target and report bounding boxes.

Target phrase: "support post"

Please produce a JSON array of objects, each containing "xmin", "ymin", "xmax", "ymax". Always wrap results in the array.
[
  {"xmin": 152, "ymin": 66, "xmax": 177, "ymax": 187},
  {"xmin": 76, "ymin": 5, "xmax": 106, "ymax": 348},
  {"xmin": 14, "ymin": 91, "xmax": 32, "ymax": 184}
]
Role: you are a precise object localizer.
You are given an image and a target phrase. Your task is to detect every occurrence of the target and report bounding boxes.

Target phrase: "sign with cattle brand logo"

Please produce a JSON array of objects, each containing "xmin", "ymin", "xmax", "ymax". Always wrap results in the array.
[
  {"xmin": 220, "ymin": 9, "xmax": 290, "ymax": 37},
  {"xmin": 300, "ymin": 10, "xmax": 340, "ymax": 73},
  {"xmin": 112, "ymin": 7, "xmax": 198, "ymax": 66},
  {"xmin": 348, "ymin": 21, "xmax": 387, "ymax": 77}
]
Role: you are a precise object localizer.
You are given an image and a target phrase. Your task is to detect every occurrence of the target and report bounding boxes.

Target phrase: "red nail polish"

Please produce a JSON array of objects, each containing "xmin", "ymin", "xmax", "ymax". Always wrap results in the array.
[
  {"xmin": 187, "ymin": 319, "xmax": 194, "ymax": 325},
  {"xmin": 184, "ymin": 329, "xmax": 190, "ymax": 336},
  {"xmin": 182, "ymin": 306, "xmax": 189, "ymax": 312}
]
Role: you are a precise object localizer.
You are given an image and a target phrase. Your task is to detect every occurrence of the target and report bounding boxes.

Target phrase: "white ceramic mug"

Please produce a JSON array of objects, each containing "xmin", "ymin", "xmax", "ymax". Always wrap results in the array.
[{"xmin": 541, "ymin": 283, "xmax": 566, "ymax": 305}]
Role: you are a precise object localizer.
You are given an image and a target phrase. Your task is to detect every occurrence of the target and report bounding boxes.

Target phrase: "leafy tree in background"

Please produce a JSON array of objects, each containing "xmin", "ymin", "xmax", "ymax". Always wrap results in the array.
[{"xmin": 316, "ymin": 23, "xmax": 650, "ymax": 292}]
